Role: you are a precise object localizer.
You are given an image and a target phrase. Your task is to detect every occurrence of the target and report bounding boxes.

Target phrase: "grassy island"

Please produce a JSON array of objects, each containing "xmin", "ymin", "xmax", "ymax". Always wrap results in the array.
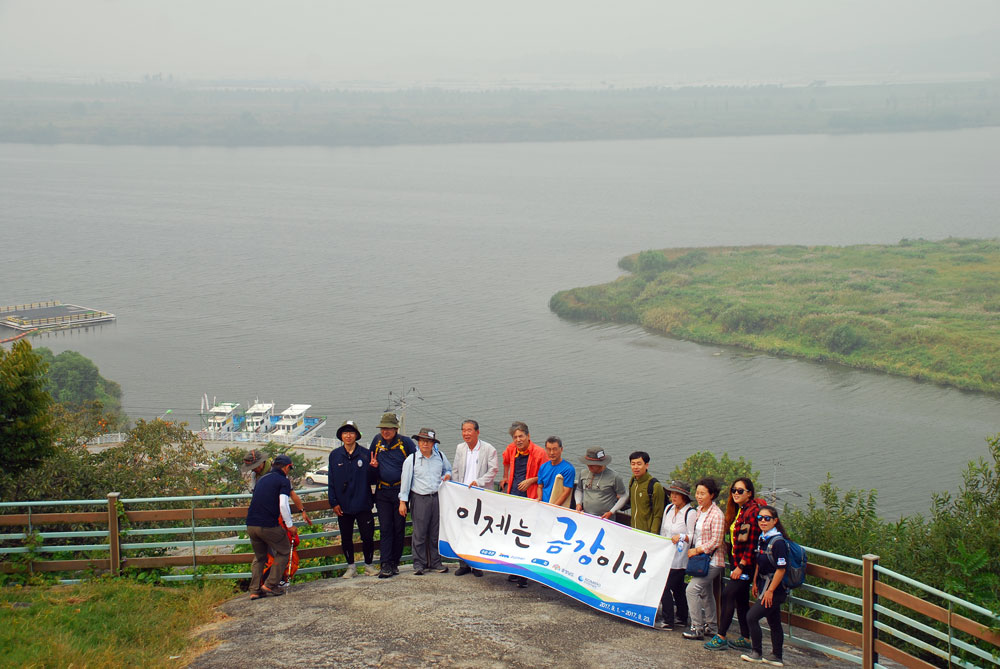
[{"xmin": 550, "ymin": 238, "xmax": 1000, "ymax": 394}]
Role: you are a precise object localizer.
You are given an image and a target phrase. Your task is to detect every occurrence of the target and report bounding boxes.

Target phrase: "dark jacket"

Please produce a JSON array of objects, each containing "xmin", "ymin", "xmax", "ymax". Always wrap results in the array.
[
  {"xmin": 369, "ymin": 433, "xmax": 417, "ymax": 486},
  {"xmin": 328, "ymin": 445, "xmax": 375, "ymax": 515}
]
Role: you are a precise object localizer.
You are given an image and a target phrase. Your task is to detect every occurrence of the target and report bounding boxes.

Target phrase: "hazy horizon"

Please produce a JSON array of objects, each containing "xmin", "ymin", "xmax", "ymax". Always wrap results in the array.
[{"xmin": 1, "ymin": 1, "xmax": 998, "ymax": 90}]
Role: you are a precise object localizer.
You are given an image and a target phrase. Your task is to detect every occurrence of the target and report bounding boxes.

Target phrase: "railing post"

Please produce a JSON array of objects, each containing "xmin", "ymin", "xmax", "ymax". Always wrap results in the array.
[
  {"xmin": 862, "ymin": 553, "xmax": 879, "ymax": 669},
  {"xmin": 108, "ymin": 492, "xmax": 121, "ymax": 576}
]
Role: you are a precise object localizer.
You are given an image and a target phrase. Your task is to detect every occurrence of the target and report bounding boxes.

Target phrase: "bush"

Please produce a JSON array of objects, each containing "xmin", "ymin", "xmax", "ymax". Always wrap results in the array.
[
  {"xmin": 825, "ymin": 323, "xmax": 867, "ymax": 354},
  {"xmin": 669, "ymin": 452, "xmax": 760, "ymax": 507},
  {"xmin": 718, "ymin": 304, "xmax": 776, "ymax": 334}
]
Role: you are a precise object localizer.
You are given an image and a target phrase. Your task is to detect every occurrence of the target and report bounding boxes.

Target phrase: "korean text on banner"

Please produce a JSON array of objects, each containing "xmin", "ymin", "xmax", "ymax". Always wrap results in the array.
[{"xmin": 438, "ymin": 481, "xmax": 670, "ymax": 626}]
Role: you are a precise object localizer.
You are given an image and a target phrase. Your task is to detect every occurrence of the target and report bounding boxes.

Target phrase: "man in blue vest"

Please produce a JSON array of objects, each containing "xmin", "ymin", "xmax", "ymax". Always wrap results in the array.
[
  {"xmin": 246, "ymin": 454, "xmax": 295, "ymax": 599},
  {"xmin": 369, "ymin": 412, "xmax": 416, "ymax": 578}
]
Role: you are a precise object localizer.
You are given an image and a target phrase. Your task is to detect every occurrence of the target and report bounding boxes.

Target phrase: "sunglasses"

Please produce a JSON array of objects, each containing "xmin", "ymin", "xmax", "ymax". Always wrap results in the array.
[
  {"xmin": 757, "ymin": 515, "xmax": 776, "ymax": 522},
  {"xmin": 731, "ymin": 487, "xmax": 747, "ymax": 495}
]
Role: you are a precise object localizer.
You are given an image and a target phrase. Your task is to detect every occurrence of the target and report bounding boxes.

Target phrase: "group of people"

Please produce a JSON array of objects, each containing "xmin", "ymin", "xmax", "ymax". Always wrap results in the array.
[{"xmin": 243, "ymin": 415, "xmax": 791, "ymax": 666}]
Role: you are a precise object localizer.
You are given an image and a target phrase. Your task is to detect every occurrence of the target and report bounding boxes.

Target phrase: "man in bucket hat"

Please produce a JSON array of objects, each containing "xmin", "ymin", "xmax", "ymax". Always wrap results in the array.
[
  {"xmin": 328, "ymin": 420, "xmax": 377, "ymax": 578},
  {"xmin": 368, "ymin": 412, "xmax": 417, "ymax": 578},
  {"xmin": 399, "ymin": 428, "xmax": 452, "ymax": 575},
  {"xmin": 574, "ymin": 447, "xmax": 627, "ymax": 519}
]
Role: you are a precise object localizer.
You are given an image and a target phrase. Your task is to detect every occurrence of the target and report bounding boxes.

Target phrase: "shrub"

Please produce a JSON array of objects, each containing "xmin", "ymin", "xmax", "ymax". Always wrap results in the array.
[
  {"xmin": 825, "ymin": 323, "xmax": 867, "ymax": 354},
  {"xmin": 718, "ymin": 304, "xmax": 776, "ymax": 334}
]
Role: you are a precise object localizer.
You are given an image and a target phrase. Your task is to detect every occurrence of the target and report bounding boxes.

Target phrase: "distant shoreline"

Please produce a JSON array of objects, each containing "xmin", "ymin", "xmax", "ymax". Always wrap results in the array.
[
  {"xmin": 0, "ymin": 79, "xmax": 996, "ymax": 148},
  {"xmin": 550, "ymin": 239, "xmax": 1000, "ymax": 396}
]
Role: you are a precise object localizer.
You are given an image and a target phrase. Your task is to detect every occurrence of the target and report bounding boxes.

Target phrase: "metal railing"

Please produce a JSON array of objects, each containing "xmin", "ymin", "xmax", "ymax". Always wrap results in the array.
[
  {"xmin": 2, "ymin": 492, "xmax": 998, "ymax": 668},
  {"xmin": 86, "ymin": 431, "xmax": 341, "ymax": 450}
]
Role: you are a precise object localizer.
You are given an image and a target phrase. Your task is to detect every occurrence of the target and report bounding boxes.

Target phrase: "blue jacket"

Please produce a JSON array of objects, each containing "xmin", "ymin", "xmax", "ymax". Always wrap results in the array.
[
  {"xmin": 369, "ymin": 433, "xmax": 416, "ymax": 486},
  {"xmin": 328, "ymin": 445, "xmax": 375, "ymax": 514}
]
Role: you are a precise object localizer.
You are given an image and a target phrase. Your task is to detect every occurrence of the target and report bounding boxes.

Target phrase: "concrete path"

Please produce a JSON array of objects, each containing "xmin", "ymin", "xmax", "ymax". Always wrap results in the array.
[{"xmin": 189, "ymin": 566, "xmax": 858, "ymax": 668}]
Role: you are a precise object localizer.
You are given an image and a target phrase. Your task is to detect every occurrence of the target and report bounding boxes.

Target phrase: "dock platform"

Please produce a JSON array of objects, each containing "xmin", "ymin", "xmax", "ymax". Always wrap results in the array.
[{"xmin": 0, "ymin": 301, "xmax": 116, "ymax": 332}]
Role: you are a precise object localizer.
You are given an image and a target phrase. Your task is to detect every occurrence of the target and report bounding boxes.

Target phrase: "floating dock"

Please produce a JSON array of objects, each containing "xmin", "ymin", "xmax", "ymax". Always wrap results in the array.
[{"xmin": 0, "ymin": 301, "xmax": 116, "ymax": 332}]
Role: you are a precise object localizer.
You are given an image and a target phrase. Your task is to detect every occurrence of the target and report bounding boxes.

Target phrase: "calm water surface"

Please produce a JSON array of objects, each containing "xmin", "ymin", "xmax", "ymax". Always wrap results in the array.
[{"xmin": 2, "ymin": 130, "xmax": 999, "ymax": 518}]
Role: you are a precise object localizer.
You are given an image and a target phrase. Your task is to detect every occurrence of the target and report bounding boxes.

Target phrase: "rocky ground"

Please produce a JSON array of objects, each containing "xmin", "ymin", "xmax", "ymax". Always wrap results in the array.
[{"xmin": 188, "ymin": 564, "xmax": 862, "ymax": 668}]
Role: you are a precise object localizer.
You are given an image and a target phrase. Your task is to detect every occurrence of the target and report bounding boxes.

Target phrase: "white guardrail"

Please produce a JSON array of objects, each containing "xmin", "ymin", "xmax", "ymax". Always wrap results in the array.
[{"xmin": 87, "ymin": 431, "xmax": 341, "ymax": 450}]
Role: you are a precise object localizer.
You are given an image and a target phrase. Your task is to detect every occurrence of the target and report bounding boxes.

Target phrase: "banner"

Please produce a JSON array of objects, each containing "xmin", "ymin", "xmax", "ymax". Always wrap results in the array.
[{"xmin": 439, "ymin": 481, "xmax": 671, "ymax": 626}]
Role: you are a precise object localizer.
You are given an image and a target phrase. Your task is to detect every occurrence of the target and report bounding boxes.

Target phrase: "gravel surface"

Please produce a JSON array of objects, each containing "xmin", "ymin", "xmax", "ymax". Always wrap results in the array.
[{"xmin": 188, "ymin": 566, "xmax": 859, "ymax": 668}]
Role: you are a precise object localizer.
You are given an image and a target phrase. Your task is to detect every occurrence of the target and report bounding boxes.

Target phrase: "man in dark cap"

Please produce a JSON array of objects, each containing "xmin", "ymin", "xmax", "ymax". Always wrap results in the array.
[
  {"xmin": 328, "ymin": 420, "xmax": 377, "ymax": 578},
  {"xmin": 242, "ymin": 449, "xmax": 311, "ymax": 525},
  {"xmin": 399, "ymin": 428, "xmax": 452, "ymax": 575},
  {"xmin": 574, "ymin": 447, "xmax": 627, "ymax": 519},
  {"xmin": 246, "ymin": 454, "xmax": 295, "ymax": 599},
  {"xmin": 368, "ymin": 412, "xmax": 416, "ymax": 578}
]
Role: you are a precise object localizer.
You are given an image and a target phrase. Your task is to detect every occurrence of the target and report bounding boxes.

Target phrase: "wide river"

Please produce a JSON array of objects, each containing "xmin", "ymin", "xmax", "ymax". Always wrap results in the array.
[{"xmin": 3, "ymin": 130, "xmax": 999, "ymax": 518}]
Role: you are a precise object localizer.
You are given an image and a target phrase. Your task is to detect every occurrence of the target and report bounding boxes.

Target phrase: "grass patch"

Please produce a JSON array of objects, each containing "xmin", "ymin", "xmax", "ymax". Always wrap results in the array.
[
  {"xmin": 550, "ymin": 238, "xmax": 1000, "ymax": 395},
  {"xmin": 0, "ymin": 580, "xmax": 235, "ymax": 668}
]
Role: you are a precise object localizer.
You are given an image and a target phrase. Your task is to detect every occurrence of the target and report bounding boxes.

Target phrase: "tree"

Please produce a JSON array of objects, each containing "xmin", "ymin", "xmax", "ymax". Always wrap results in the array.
[
  {"xmin": 35, "ymin": 348, "xmax": 123, "ymax": 414},
  {"xmin": 670, "ymin": 451, "xmax": 761, "ymax": 508},
  {"xmin": 0, "ymin": 340, "xmax": 55, "ymax": 475}
]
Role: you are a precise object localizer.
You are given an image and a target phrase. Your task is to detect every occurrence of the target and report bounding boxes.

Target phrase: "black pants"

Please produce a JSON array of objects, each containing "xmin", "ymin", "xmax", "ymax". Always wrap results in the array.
[
  {"xmin": 660, "ymin": 568, "xmax": 689, "ymax": 624},
  {"xmin": 375, "ymin": 486, "xmax": 405, "ymax": 567},
  {"xmin": 337, "ymin": 508, "xmax": 375, "ymax": 566},
  {"xmin": 747, "ymin": 588, "xmax": 787, "ymax": 659},
  {"xmin": 719, "ymin": 576, "xmax": 752, "ymax": 637}
]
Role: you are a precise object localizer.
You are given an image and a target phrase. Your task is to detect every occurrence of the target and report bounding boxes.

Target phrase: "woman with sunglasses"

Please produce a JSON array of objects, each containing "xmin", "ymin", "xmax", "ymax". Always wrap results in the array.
[
  {"xmin": 682, "ymin": 477, "xmax": 725, "ymax": 640},
  {"xmin": 740, "ymin": 505, "xmax": 789, "ymax": 667},
  {"xmin": 704, "ymin": 477, "xmax": 763, "ymax": 651}
]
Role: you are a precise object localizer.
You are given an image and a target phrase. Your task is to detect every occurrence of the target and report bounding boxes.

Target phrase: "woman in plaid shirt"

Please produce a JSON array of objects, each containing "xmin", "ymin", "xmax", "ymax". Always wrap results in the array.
[{"xmin": 682, "ymin": 477, "xmax": 726, "ymax": 640}]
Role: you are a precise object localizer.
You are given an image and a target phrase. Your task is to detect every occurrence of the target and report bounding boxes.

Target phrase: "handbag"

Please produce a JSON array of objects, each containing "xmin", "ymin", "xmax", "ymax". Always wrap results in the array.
[{"xmin": 685, "ymin": 552, "xmax": 712, "ymax": 577}]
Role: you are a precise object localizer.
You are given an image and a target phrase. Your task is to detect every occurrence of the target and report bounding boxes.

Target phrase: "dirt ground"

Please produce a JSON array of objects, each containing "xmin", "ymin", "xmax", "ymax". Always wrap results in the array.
[{"xmin": 187, "ymin": 564, "xmax": 861, "ymax": 669}]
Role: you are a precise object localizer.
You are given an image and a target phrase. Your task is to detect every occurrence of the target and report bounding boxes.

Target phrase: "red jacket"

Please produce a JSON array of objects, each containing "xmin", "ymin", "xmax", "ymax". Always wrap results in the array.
[
  {"xmin": 729, "ymin": 497, "xmax": 765, "ymax": 570},
  {"xmin": 501, "ymin": 441, "xmax": 547, "ymax": 498}
]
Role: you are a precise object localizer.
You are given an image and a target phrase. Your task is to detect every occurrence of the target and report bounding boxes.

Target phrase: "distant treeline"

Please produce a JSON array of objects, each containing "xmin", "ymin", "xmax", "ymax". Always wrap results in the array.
[{"xmin": 0, "ymin": 79, "xmax": 997, "ymax": 147}]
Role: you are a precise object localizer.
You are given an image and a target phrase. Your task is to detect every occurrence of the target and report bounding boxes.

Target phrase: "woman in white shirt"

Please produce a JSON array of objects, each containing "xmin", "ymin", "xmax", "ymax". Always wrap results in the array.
[{"xmin": 658, "ymin": 480, "xmax": 698, "ymax": 630}]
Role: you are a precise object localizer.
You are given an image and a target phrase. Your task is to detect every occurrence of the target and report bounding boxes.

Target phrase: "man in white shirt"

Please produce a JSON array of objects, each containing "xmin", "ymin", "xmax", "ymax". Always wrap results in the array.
[{"xmin": 451, "ymin": 419, "xmax": 498, "ymax": 577}]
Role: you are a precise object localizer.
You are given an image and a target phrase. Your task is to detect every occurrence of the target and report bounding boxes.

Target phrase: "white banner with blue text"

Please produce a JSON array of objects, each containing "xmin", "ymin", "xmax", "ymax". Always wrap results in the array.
[{"xmin": 438, "ymin": 481, "xmax": 671, "ymax": 626}]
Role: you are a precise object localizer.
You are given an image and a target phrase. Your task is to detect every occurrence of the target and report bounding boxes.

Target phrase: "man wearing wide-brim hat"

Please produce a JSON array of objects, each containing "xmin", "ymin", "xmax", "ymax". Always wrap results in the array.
[
  {"xmin": 328, "ymin": 420, "xmax": 377, "ymax": 578},
  {"xmin": 399, "ymin": 428, "xmax": 452, "ymax": 575},
  {"xmin": 368, "ymin": 412, "xmax": 417, "ymax": 578},
  {"xmin": 574, "ymin": 447, "xmax": 627, "ymax": 520}
]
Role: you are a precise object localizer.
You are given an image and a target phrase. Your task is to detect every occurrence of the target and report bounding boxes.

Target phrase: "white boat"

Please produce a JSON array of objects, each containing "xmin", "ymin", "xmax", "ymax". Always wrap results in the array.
[
  {"xmin": 203, "ymin": 401, "xmax": 244, "ymax": 433},
  {"xmin": 270, "ymin": 404, "xmax": 327, "ymax": 438},
  {"xmin": 244, "ymin": 402, "xmax": 275, "ymax": 433}
]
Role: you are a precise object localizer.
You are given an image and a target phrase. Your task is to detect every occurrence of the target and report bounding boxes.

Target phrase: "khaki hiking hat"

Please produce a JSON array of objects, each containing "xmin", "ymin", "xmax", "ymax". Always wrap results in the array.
[
  {"xmin": 664, "ymin": 480, "xmax": 693, "ymax": 502},
  {"xmin": 579, "ymin": 447, "xmax": 612, "ymax": 466},
  {"xmin": 411, "ymin": 427, "xmax": 440, "ymax": 444},
  {"xmin": 376, "ymin": 412, "xmax": 400, "ymax": 429},
  {"xmin": 240, "ymin": 449, "xmax": 268, "ymax": 474},
  {"xmin": 336, "ymin": 419, "xmax": 362, "ymax": 440}
]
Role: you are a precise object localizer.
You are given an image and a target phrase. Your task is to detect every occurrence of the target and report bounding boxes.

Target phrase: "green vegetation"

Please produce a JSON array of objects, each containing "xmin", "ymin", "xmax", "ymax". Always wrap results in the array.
[
  {"xmin": 0, "ymin": 579, "xmax": 235, "ymax": 667},
  {"xmin": 36, "ymin": 347, "xmax": 123, "ymax": 415},
  {"xmin": 1, "ymin": 79, "xmax": 997, "ymax": 146},
  {"xmin": 0, "ymin": 340, "xmax": 56, "ymax": 476},
  {"xmin": 551, "ymin": 238, "xmax": 1000, "ymax": 394}
]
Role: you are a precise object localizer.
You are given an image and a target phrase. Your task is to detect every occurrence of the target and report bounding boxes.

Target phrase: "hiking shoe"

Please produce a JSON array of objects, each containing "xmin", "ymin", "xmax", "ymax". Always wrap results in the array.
[
  {"xmin": 362, "ymin": 564, "xmax": 378, "ymax": 576},
  {"xmin": 515, "ymin": 576, "xmax": 528, "ymax": 588},
  {"xmin": 391, "ymin": 564, "xmax": 400, "ymax": 575},
  {"xmin": 704, "ymin": 635, "xmax": 728, "ymax": 650},
  {"xmin": 658, "ymin": 621, "xmax": 673, "ymax": 630},
  {"xmin": 249, "ymin": 591, "xmax": 265, "ymax": 600},
  {"xmin": 730, "ymin": 637, "xmax": 753, "ymax": 650},
  {"xmin": 413, "ymin": 567, "xmax": 425, "ymax": 575},
  {"xmin": 740, "ymin": 652, "xmax": 764, "ymax": 663},
  {"xmin": 435, "ymin": 566, "xmax": 449, "ymax": 573},
  {"xmin": 341, "ymin": 566, "xmax": 357, "ymax": 579},
  {"xmin": 682, "ymin": 627, "xmax": 704, "ymax": 640},
  {"xmin": 472, "ymin": 568, "xmax": 483, "ymax": 577},
  {"xmin": 762, "ymin": 654, "xmax": 784, "ymax": 666},
  {"xmin": 455, "ymin": 564, "xmax": 472, "ymax": 576},
  {"xmin": 378, "ymin": 566, "xmax": 394, "ymax": 579},
  {"xmin": 675, "ymin": 618, "xmax": 688, "ymax": 628},
  {"xmin": 260, "ymin": 585, "xmax": 285, "ymax": 597}
]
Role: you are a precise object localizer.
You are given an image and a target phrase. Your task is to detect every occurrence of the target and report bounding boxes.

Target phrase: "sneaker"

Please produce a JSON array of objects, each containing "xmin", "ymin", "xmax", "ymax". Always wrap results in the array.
[
  {"xmin": 341, "ymin": 566, "xmax": 357, "ymax": 579},
  {"xmin": 260, "ymin": 584, "xmax": 285, "ymax": 597},
  {"xmin": 435, "ymin": 566, "xmax": 449, "ymax": 573},
  {"xmin": 413, "ymin": 568, "xmax": 425, "ymax": 575},
  {"xmin": 682, "ymin": 627, "xmax": 704, "ymax": 640},
  {"xmin": 362, "ymin": 564, "xmax": 378, "ymax": 576},
  {"xmin": 391, "ymin": 564, "xmax": 400, "ymax": 575},
  {"xmin": 378, "ymin": 566, "xmax": 394, "ymax": 579},
  {"xmin": 730, "ymin": 637, "xmax": 753, "ymax": 651},
  {"xmin": 762, "ymin": 654, "xmax": 783, "ymax": 667},
  {"xmin": 249, "ymin": 591, "xmax": 265, "ymax": 600},
  {"xmin": 455, "ymin": 564, "xmax": 472, "ymax": 576},
  {"xmin": 740, "ymin": 652, "xmax": 764, "ymax": 663},
  {"xmin": 704, "ymin": 635, "xmax": 728, "ymax": 650},
  {"xmin": 658, "ymin": 621, "xmax": 673, "ymax": 630},
  {"xmin": 675, "ymin": 618, "xmax": 688, "ymax": 628}
]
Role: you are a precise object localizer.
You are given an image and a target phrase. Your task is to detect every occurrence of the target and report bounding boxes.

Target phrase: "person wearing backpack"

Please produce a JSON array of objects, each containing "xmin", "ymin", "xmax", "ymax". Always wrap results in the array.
[
  {"xmin": 627, "ymin": 451, "xmax": 665, "ymax": 534},
  {"xmin": 740, "ymin": 505, "xmax": 789, "ymax": 667},
  {"xmin": 704, "ymin": 477, "xmax": 764, "ymax": 652},
  {"xmin": 658, "ymin": 480, "xmax": 697, "ymax": 630}
]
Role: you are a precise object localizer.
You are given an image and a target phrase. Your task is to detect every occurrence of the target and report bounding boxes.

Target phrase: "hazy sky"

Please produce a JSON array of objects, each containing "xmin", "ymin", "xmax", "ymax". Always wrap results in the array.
[{"xmin": 1, "ymin": 1, "xmax": 998, "ymax": 87}]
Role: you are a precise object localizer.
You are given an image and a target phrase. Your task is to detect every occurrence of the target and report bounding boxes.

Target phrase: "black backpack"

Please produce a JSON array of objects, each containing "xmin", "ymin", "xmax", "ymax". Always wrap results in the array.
[{"xmin": 624, "ymin": 476, "xmax": 659, "ymax": 513}]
